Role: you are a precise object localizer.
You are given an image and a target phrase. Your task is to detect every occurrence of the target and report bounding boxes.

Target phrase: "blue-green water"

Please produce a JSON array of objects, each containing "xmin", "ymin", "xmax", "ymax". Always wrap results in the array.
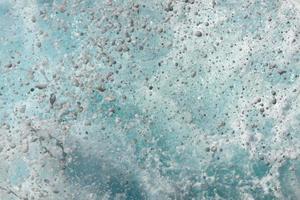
[{"xmin": 0, "ymin": 0, "xmax": 300, "ymax": 199}]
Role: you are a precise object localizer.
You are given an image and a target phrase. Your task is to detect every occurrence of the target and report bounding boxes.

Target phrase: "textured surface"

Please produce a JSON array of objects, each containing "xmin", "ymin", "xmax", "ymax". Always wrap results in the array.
[{"xmin": 0, "ymin": 0, "xmax": 300, "ymax": 199}]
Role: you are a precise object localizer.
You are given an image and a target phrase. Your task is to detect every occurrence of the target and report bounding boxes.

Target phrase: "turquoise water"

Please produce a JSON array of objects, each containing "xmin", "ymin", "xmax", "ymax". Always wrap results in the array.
[{"xmin": 0, "ymin": 0, "xmax": 300, "ymax": 199}]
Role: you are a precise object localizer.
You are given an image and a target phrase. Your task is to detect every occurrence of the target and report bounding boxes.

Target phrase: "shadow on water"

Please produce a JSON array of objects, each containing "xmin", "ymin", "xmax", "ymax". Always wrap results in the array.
[{"xmin": 64, "ymin": 150, "xmax": 146, "ymax": 200}]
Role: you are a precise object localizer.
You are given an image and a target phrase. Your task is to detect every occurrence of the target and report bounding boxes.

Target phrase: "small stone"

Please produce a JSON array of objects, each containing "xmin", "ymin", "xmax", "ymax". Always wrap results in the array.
[
  {"xmin": 35, "ymin": 83, "xmax": 47, "ymax": 89},
  {"xmin": 5, "ymin": 63, "xmax": 13, "ymax": 68},
  {"xmin": 211, "ymin": 146, "xmax": 217, "ymax": 152},
  {"xmin": 257, "ymin": 98, "xmax": 261, "ymax": 102},
  {"xmin": 123, "ymin": 46, "xmax": 129, "ymax": 52},
  {"xmin": 97, "ymin": 85, "xmax": 106, "ymax": 92},
  {"xmin": 185, "ymin": 0, "xmax": 195, "ymax": 3},
  {"xmin": 195, "ymin": 31, "xmax": 203, "ymax": 37},
  {"xmin": 117, "ymin": 46, "xmax": 123, "ymax": 52},
  {"xmin": 105, "ymin": 96, "xmax": 115, "ymax": 102},
  {"xmin": 20, "ymin": 105, "xmax": 26, "ymax": 113},
  {"xmin": 84, "ymin": 121, "xmax": 91, "ymax": 126},
  {"xmin": 254, "ymin": 98, "xmax": 261, "ymax": 104},
  {"xmin": 278, "ymin": 70, "xmax": 287, "ymax": 75},
  {"xmin": 22, "ymin": 143, "xmax": 29, "ymax": 153},
  {"xmin": 50, "ymin": 93, "xmax": 56, "ymax": 106},
  {"xmin": 158, "ymin": 28, "xmax": 163, "ymax": 33},
  {"xmin": 108, "ymin": 108, "xmax": 115, "ymax": 115},
  {"xmin": 31, "ymin": 16, "xmax": 36, "ymax": 23},
  {"xmin": 165, "ymin": 2, "xmax": 173, "ymax": 12},
  {"xmin": 59, "ymin": 5, "xmax": 66, "ymax": 13},
  {"xmin": 191, "ymin": 71, "xmax": 197, "ymax": 78},
  {"xmin": 272, "ymin": 99, "xmax": 277, "ymax": 104},
  {"xmin": 218, "ymin": 121, "xmax": 226, "ymax": 128}
]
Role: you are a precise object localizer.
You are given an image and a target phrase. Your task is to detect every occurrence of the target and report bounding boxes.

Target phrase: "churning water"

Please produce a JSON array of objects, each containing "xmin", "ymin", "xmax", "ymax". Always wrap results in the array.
[{"xmin": 0, "ymin": 0, "xmax": 300, "ymax": 199}]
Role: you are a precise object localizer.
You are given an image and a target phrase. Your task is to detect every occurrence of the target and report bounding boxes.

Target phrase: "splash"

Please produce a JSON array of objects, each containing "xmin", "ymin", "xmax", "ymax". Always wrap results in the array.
[{"xmin": 0, "ymin": 0, "xmax": 300, "ymax": 199}]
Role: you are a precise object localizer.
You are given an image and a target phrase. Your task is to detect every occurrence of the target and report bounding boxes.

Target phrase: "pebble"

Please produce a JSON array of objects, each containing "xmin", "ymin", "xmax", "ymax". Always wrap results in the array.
[
  {"xmin": 31, "ymin": 16, "xmax": 36, "ymax": 23},
  {"xmin": 9, "ymin": 143, "xmax": 16, "ymax": 149},
  {"xmin": 165, "ymin": 2, "xmax": 173, "ymax": 12},
  {"xmin": 97, "ymin": 85, "xmax": 106, "ymax": 92},
  {"xmin": 37, "ymin": 42, "xmax": 42, "ymax": 48},
  {"xmin": 195, "ymin": 31, "xmax": 203, "ymax": 37},
  {"xmin": 191, "ymin": 71, "xmax": 197, "ymax": 78},
  {"xmin": 20, "ymin": 105, "xmax": 26, "ymax": 113},
  {"xmin": 105, "ymin": 96, "xmax": 116, "ymax": 102},
  {"xmin": 50, "ymin": 93, "xmax": 56, "ymax": 106},
  {"xmin": 22, "ymin": 143, "xmax": 29, "ymax": 153},
  {"xmin": 5, "ymin": 63, "xmax": 13, "ymax": 68},
  {"xmin": 211, "ymin": 146, "xmax": 217, "ymax": 152},
  {"xmin": 278, "ymin": 70, "xmax": 287, "ymax": 75},
  {"xmin": 35, "ymin": 83, "xmax": 47, "ymax": 89}
]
